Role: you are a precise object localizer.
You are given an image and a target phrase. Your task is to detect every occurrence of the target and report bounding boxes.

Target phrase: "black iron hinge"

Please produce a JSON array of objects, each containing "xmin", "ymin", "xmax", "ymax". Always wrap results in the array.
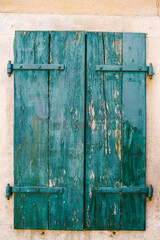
[
  {"xmin": 97, "ymin": 185, "xmax": 153, "ymax": 201},
  {"xmin": 6, "ymin": 183, "xmax": 64, "ymax": 200},
  {"xmin": 6, "ymin": 183, "xmax": 153, "ymax": 201},
  {"xmin": 7, "ymin": 61, "xmax": 154, "ymax": 79},
  {"xmin": 96, "ymin": 63, "xmax": 154, "ymax": 79},
  {"xmin": 7, "ymin": 61, "xmax": 65, "ymax": 77}
]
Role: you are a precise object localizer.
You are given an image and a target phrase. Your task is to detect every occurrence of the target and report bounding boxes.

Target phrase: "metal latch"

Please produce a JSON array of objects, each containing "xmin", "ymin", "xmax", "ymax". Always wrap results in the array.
[
  {"xmin": 97, "ymin": 185, "xmax": 153, "ymax": 201},
  {"xmin": 96, "ymin": 63, "xmax": 154, "ymax": 79},
  {"xmin": 6, "ymin": 183, "xmax": 64, "ymax": 200},
  {"xmin": 7, "ymin": 61, "xmax": 65, "ymax": 77}
]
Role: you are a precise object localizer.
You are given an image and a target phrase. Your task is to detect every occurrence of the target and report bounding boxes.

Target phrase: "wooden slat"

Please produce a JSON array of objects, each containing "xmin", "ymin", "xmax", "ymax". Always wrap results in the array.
[
  {"xmin": 85, "ymin": 32, "xmax": 122, "ymax": 230},
  {"xmin": 49, "ymin": 31, "xmax": 85, "ymax": 230},
  {"xmin": 14, "ymin": 31, "xmax": 49, "ymax": 229},
  {"xmin": 121, "ymin": 33, "xmax": 146, "ymax": 230}
]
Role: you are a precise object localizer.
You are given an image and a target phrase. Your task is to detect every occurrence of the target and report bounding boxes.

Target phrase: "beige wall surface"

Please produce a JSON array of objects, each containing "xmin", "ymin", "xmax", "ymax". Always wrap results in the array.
[
  {"xmin": 0, "ymin": 12, "xmax": 160, "ymax": 240},
  {"xmin": 0, "ymin": 0, "xmax": 159, "ymax": 16}
]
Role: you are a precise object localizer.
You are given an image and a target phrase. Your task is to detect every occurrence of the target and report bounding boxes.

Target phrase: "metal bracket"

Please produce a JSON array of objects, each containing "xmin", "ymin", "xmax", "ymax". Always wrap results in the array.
[
  {"xmin": 97, "ymin": 185, "xmax": 153, "ymax": 201},
  {"xmin": 7, "ymin": 61, "xmax": 65, "ymax": 77},
  {"xmin": 6, "ymin": 183, "xmax": 64, "ymax": 200},
  {"xmin": 96, "ymin": 63, "xmax": 154, "ymax": 79}
]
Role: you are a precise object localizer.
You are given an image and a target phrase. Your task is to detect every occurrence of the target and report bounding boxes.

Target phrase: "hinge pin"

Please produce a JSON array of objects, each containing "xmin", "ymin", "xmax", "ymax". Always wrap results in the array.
[
  {"xmin": 148, "ymin": 63, "xmax": 154, "ymax": 79},
  {"xmin": 148, "ymin": 184, "xmax": 153, "ymax": 201},
  {"xmin": 7, "ymin": 61, "xmax": 13, "ymax": 77},
  {"xmin": 6, "ymin": 183, "xmax": 12, "ymax": 200}
]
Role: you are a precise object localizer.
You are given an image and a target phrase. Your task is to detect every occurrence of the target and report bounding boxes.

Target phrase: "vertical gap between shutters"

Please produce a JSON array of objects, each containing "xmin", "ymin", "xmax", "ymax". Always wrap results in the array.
[
  {"xmin": 120, "ymin": 34, "xmax": 123, "ymax": 230},
  {"xmin": 47, "ymin": 32, "xmax": 51, "ymax": 229},
  {"xmin": 84, "ymin": 32, "xmax": 87, "ymax": 230}
]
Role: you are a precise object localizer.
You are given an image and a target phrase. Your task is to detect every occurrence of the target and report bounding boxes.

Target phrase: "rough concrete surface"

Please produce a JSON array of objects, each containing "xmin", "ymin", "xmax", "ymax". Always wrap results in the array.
[{"xmin": 0, "ymin": 13, "xmax": 160, "ymax": 240}]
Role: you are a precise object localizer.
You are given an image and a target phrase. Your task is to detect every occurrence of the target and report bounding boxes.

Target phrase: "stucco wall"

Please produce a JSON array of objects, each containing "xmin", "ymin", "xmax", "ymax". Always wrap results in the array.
[
  {"xmin": 0, "ymin": 12, "xmax": 160, "ymax": 240},
  {"xmin": 0, "ymin": 0, "xmax": 159, "ymax": 16}
]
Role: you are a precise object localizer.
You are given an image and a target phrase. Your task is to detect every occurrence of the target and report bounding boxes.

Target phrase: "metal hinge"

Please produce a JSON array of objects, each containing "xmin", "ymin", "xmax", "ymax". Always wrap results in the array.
[
  {"xmin": 7, "ymin": 61, "xmax": 65, "ymax": 77},
  {"xmin": 6, "ymin": 183, "xmax": 64, "ymax": 200},
  {"xmin": 97, "ymin": 185, "xmax": 153, "ymax": 201},
  {"xmin": 96, "ymin": 63, "xmax": 154, "ymax": 79}
]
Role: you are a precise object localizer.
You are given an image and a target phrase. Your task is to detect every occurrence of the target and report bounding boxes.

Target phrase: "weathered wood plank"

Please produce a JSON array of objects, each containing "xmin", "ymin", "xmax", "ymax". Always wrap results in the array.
[
  {"xmin": 14, "ymin": 31, "xmax": 49, "ymax": 229},
  {"xmin": 49, "ymin": 31, "xmax": 85, "ymax": 230},
  {"xmin": 86, "ymin": 32, "xmax": 122, "ymax": 230},
  {"xmin": 121, "ymin": 33, "xmax": 146, "ymax": 230}
]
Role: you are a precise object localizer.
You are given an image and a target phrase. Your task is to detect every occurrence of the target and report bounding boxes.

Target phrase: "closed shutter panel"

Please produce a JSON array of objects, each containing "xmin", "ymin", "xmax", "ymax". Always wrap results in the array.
[
  {"xmin": 14, "ymin": 31, "xmax": 85, "ymax": 230},
  {"xmin": 85, "ymin": 32, "xmax": 146, "ymax": 230},
  {"xmin": 9, "ymin": 31, "xmax": 152, "ymax": 230}
]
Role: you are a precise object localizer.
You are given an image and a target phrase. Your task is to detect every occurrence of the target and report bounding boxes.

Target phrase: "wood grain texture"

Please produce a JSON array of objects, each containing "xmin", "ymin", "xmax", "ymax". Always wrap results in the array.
[
  {"xmin": 49, "ymin": 31, "xmax": 85, "ymax": 230},
  {"xmin": 14, "ymin": 31, "xmax": 49, "ymax": 229},
  {"xmin": 85, "ymin": 32, "xmax": 122, "ymax": 230},
  {"xmin": 121, "ymin": 33, "xmax": 146, "ymax": 230}
]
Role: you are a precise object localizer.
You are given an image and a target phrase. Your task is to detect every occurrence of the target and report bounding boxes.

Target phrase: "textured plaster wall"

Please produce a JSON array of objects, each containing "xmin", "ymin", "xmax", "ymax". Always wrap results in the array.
[
  {"xmin": 0, "ymin": 12, "xmax": 160, "ymax": 240},
  {"xmin": 0, "ymin": 0, "xmax": 159, "ymax": 16}
]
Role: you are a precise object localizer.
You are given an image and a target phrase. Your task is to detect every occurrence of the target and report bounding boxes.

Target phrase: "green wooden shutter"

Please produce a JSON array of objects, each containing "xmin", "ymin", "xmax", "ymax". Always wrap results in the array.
[
  {"xmin": 14, "ymin": 31, "xmax": 85, "ymax": 230},
  {"xmin": 12, "ymin": 31, "xmax": 150, "ymax": 230},
  {"xmin": 85, "ymin": 32, "xmax": 146, "ymax": 230}
]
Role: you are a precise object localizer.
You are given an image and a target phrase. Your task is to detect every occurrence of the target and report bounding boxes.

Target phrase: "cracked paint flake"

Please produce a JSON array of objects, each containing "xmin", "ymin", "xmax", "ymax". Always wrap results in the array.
[
  {"xmin": 90, "ymin": 170, "xmax": 95, "ymax": 179},
  {"xmin": 89, "ymin": 188, "xmax": 92, "ymax": 198},
  {"xmin": 89, "ymin": 99, "xmax": 96, "ymax": 132}
]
